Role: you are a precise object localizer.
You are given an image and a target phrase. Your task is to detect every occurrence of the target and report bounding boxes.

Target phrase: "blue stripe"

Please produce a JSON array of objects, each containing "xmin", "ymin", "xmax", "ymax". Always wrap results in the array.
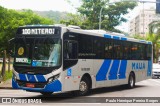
[
  {"xmin": 18, "ymin": 74, "xmax": 46, "ymax": 82},
  {"xmin": 108, "ymin": 60, "xmax": 120, "ymax": 80},
  {"xmin": 36, "ymin": 75, "xmax": 46, "ymax": 82},
  {"xmin": 12, "ymin": 78, "xmax": 19, "ymax": 89},
  {"xmin": 19, "ymin": 74, "xmax": 27, "ymax": 81},
  {"xmin": 121, "ymin": 37, "xmax": 127, "ymax": 41},
  {"xmin": 27, "ymin": 74, "xmax": 36, "ymax": 82},
  {"xmin": 118, "ymin": 60, "xmax": 127, "ymax": 79},
  {"xmin": 13, "ymin": 79, "xmax": 62, "ymax": 92},
  {"xmin": 147, "ymin": 60, "xmax": 152, "ymax": 76},
  {"xmin": 113, "ymin": 36, "xmax": 120, "ymax": 40},
  {"xmin": 104, "ymin": 34, "xmax": 111, "ymax": 38},
  {"xmin": 44, "ymin": 80, "xmax": 62, "ymax": 92},
  {"xmin": 96, "ymin": 60, "xmax": 111, "ymax": 81}
]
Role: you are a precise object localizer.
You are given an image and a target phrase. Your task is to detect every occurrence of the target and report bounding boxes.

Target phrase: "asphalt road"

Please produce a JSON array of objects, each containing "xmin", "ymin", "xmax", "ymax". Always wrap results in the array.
[{"xmin": 0, "ymin": 79, "xmax": 160, "ymax": 106}]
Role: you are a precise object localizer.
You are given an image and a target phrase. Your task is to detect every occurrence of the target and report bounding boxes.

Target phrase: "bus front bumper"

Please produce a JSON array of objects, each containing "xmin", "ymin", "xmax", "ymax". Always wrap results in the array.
[{"xmin": 12, "ymin": 78, "xmax": 62, "ymax": 92}]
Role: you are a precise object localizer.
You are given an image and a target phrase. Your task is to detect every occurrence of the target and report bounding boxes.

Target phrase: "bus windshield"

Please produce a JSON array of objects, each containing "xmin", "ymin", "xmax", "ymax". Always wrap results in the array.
[{"xmin": 14, "ymin": 37, "xmax": 61, "ymax": 67}]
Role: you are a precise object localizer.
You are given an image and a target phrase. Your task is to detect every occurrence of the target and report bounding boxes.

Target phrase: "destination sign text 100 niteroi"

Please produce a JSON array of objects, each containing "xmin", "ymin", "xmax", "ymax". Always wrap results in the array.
[{"xmin": 22, "ymin": 28, "xmax": 55, "ymax": 35}]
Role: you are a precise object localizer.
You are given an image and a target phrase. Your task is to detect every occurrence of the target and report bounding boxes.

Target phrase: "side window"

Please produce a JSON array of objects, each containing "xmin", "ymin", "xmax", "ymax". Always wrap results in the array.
[
  {"xmin": 130, "ymin": 43, "xmax": 138, "ymax": 60},
  {"xmin": 78, "ymin": 35, "xmax": 93, "ymax": 59},
  {"xmin": 104, "ymin": 39, "xmax": 113, "ymax": 59},
  {"xmin": 63, "ymin": 32, "xmax": 78, "ymax": 70},
  {"xmin": 123, "ymin": 42, "xmax": 131, "ymax": 60},
  {"xmin": 64, "ymin": 40, "xmax": 78, "ymax": 60},
  {"xmin": 113, "ymin": 40, "xmax": 123, "ymax": 59},
  {"xmin": 93, "ymin": 37, "xmax": 104, "ymax": 59},
  {"xmin": 138, "ymin": 44, "xmax": 145, "ymax": 60}
]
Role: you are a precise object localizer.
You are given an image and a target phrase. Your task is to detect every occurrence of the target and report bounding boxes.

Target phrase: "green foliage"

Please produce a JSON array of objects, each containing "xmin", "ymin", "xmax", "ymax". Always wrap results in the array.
[
  {"xmin": 77, "ymin": 0, "xmax": 137, "ymax": 30},
  {"xmin": 147, "ymin": 21, "xmax": 160, "ymax": 62},
  {"xmin": 34, "ymin": 10, "xmax": 68, "ymax": 23},
  {"xmin": 0, "ymin": 71, "xmax": 12, "ymax": 81},
  {"xmin": 132, "ymin": 34, "xmax": 145, "ymax": 40},
  {"xmin": 60, "ymin": 13, "xmax": 86, "ymax": 28},
  {"xmin": 0, "ymin": 6, "xmax": 53, "ymax": 54},
  {"xmin": 132, "ymin": 31, "xmax": 160, "ymax": 62}
]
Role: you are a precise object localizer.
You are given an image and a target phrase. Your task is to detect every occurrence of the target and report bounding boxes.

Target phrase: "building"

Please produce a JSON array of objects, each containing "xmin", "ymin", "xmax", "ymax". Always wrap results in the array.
[{"xmin": 129, "ymin": 9, "xmax": 159, "ymax": 37}]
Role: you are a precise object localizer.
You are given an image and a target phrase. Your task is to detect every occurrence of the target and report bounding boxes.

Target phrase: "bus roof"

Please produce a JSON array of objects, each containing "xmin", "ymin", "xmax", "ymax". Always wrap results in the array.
[
  {"xmin": 18, "ymin": 25, "xmax": 152, "ymax": 45},
  {"xmin": 66, "ymin": 27, "xmax": 152, "ymax": 45}
]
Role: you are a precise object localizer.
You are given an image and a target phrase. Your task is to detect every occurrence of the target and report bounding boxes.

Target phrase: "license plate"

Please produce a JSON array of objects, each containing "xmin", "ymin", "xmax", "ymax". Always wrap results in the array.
[{"xmin": 26, "ymin": 83, "xmax": 35, "ymax": 88}]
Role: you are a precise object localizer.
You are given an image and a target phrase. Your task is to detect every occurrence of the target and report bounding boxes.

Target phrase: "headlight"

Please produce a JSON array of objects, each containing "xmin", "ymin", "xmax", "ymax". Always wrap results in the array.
[{"xmin": 48, "ymin": 74, "xmax": 60, "ymax": 83}]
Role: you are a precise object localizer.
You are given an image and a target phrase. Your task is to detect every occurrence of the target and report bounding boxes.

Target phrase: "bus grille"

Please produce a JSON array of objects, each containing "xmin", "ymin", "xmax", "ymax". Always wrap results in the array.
[{"xmin": 17, "ymin": 80, "xmax": 47, "ymax": 88}]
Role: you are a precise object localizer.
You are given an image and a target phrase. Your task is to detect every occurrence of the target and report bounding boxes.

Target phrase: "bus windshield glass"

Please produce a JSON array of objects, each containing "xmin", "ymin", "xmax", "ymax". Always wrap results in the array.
[{"xmin": 14, "ymin": 37, "xmax": 61, "ymax": 67}]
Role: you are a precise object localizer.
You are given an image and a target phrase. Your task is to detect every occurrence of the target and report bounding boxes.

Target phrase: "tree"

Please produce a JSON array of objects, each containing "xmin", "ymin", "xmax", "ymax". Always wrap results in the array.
[
  {"xmin": 147, "ymin": 21, "xmax": 160, "ymax": 62},
  {"xmin": 60, "ymin": 13, "xmax": 86, "ymax": 28},
  {"xmin": 78, "ymin": 0, "xmax": 137, "ymax": 31},
  {"xmin": 132, "ymin": 21, "xmax": 160, "ymax": 62},
  {"xmin": 132, "ymin": 34, "xmax": 145, "ymax": 40},
  {"xmin": 0, "ymin": 6, "xmax": 54, "ymax": 55}
]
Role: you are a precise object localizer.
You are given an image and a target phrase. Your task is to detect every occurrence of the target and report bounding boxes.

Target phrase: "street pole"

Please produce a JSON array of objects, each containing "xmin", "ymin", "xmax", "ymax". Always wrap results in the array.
[
  {"xmin": 99, "ymin": 2, "xmax": 115, "ymax": 30},
  {"xmin": 99, "ymin": 7, "xmax": 104, "ymax": 30},
  {"xmin": 142, "ymin": 1, "xmax": 144, "ymax": 37}
]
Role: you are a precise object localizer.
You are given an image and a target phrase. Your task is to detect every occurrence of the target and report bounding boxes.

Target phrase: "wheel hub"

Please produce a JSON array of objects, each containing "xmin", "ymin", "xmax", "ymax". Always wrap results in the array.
[
  {"xmin": 130, "ymin": 76, "xmax": 134, "ymax": 87},
  {"xmin": 79, "ymin": 81, "xmax": 87, "ymax": 92}
]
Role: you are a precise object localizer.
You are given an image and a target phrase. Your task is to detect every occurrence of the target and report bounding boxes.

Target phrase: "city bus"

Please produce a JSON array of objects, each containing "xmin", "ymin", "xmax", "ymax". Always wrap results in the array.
[{"xmin": 9, "ymin": 25, "xmax": 152, "ymax": 96}]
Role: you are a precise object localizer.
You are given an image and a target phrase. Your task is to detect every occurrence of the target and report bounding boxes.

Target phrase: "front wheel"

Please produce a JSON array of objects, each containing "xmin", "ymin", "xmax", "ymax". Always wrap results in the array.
[
  {"xmin": 127, "ymin": 73, "xmax": 135, "ymax": 89},
  {"xmin": 74, "ymin": 77, "xmax": 90, "ymax": 96}
]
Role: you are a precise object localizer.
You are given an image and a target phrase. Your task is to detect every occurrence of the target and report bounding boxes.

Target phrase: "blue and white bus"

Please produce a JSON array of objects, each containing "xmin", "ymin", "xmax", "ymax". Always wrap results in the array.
[{"xmin": 9, "ymin": 25, "xmax": 152, "ymax": 96}]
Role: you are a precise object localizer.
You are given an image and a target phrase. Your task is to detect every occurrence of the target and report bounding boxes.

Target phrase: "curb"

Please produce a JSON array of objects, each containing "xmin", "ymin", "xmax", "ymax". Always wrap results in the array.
[
  {"xmin": 0, "ymin": 81, "xmax": 12, "ymax": 89},
  {"xmin": 0, "ymin": 79, "xmax": 12, "ymax": 89},
  {"xmin": 0, "ymin": 87, "xmax": 13, "ymax": 89}
]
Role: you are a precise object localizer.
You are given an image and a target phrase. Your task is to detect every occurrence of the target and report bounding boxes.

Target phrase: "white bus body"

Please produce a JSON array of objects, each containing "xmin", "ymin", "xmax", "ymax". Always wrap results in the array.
[{"xmin": 11, "ymin": 25, "xmax": 152, "ymax": 95}]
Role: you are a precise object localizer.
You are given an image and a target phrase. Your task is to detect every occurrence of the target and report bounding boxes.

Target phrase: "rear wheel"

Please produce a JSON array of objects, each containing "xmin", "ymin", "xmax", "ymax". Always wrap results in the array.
[
  {"xmin": 127, "ymin": 73, "xmax": 135, "ymax": 89},
  {"xmin": 40, "ymin": 92, "xmax": 53, "ymax": 96},
  {"xmin": 74, "ymin": 77, "xmax": 90, "ymax": 96}
]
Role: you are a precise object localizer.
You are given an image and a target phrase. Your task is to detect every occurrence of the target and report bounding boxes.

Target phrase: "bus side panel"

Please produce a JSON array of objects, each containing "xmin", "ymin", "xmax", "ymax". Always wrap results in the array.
[
  {"xmin": 110, "ymin": 60, "xmax": 128, "ymax": 86},
  {"xmin": 127, "ymin": 60, "xmax": 149, "ymax": 82},
  {"xmin": 62, "ymin": 64, "xmax": 79, "ymax": 92},
  {"xmin": 62, "ymin": 59, "xmax": 94, "ymax": 92},
  {"xmin": 62, "ymin": 59, "xmax": 149, "ymax": 91},
  {"xmin": 95, "ymin": 60, "xmax": 149, "ymax": 88},
  {"xmin": 95, "ymin": 59, "xmax": 128, "ymax": 87},
  {"xmin": 94, "ymin": 59, "xmax": 111, "ymax": 88}
]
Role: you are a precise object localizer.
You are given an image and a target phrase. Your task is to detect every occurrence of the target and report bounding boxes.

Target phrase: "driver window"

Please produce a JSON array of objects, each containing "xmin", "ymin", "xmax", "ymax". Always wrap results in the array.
[{"xmin": 64, "ymin": 40, "xmax": 78, "ymax": 60}]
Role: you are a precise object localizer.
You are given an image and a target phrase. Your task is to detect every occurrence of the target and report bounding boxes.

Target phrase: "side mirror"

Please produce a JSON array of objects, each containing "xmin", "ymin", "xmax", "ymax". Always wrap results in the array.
[{"xmin": 8, "ymin": 38, "xmax": 15, "ymax": 57}]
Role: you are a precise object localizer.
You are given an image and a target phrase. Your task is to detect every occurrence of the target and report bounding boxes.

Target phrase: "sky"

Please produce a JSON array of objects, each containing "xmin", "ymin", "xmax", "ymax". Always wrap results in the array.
[
  {"xmin": 0, "ymin": 0, "xmax": 157, "ymax": 32},
  {"xmin": 0, "ymin": 0, "xmax": 81, "ymax": 13}
]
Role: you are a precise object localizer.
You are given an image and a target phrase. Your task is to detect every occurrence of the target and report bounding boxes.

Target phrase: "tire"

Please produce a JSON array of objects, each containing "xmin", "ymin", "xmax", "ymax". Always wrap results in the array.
[
  {"xmin": 127, "ymin": 73, "xmax": 135, "ymax": 89},
  {"xmin": 40, "ymin": 92, "xmax": 53, "ymax": 96},
  {"xmin": 74, "ymin": 77, "xmax": 90, "ymax": 96}
]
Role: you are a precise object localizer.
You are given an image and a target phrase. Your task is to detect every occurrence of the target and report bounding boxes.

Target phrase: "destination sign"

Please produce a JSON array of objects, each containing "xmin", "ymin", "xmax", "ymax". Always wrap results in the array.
[{"xmin": 22, "ymin": 28, "xmax": 55, "ymax": 35}]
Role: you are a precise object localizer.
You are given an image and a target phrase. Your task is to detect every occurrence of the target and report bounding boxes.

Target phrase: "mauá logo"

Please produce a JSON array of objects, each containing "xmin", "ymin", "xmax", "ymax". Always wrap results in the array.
[{"xmin": 132, "ymin": 62, "xmax": 145, "ymax": 70}]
